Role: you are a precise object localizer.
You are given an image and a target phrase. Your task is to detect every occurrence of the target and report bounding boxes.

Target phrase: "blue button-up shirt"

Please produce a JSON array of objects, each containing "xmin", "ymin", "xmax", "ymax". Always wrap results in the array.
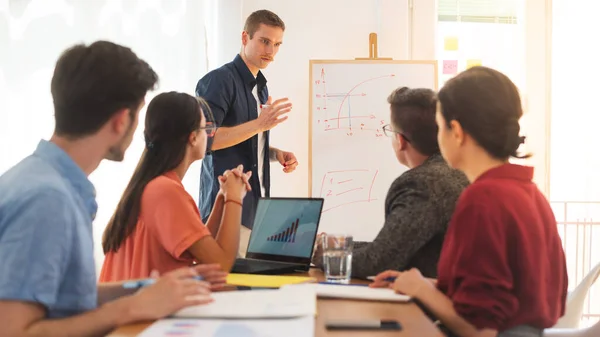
[
  {"xmin": 0, "ymin": 140, "xmax": 98, "ymax": 318},
  {"xmin": 196, "ymin": 54, "xmax": 270, "ymax": 230}
]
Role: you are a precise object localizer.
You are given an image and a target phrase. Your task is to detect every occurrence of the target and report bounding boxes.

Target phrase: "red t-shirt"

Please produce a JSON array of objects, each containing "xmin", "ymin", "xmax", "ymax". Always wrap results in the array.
[
  {"xmin": 99, "ymin": 171, "xmax": 210, "ymax": 282},
  {"xmin": 437, "ymin": 164, "xmax": 568, "ymax": 331}
]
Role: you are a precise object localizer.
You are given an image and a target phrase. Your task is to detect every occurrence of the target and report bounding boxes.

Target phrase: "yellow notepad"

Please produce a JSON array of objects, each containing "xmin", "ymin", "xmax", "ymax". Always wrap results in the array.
[{"xmin": 226, "ymin": 273, "xmax": 316, "ymax": 288}]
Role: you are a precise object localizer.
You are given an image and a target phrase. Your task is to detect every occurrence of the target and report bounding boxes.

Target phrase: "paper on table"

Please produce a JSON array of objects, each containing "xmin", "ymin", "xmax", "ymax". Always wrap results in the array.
[
  {"xmin": 138, "ymin": 316, "xmax": 315, "ymax": 337},
  {"xmin": 172, "ymin": 286, "xmax": 316, "ymax": 319},
  {"xmin": 283, "ymin": 283, "xmax": 410, "ymax": 302},
  {"xmin": 226, "ymin": 273, "xmax": 316, "ymax": 288}
]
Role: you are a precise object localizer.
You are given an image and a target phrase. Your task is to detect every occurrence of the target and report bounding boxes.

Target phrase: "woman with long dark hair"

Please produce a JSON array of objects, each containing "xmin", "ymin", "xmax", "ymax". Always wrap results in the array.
[
  {"xmin": 99, "ymin": 91, "xmax": 250, "ymax": 281},
  {"xmin": 372, "ymin": 67, "xmax": 568, "ymax": 337}
]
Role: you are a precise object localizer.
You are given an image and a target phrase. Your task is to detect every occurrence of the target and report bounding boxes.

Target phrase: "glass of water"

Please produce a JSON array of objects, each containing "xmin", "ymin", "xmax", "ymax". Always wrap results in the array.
[{"xmin": 322, "ymin": 234, "xmax": 353, "ymax": 284}]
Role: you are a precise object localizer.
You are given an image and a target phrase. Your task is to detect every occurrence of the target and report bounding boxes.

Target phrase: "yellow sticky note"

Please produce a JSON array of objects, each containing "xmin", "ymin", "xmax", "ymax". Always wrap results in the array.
[
  {"xmin": 226, "ymin": 273, "xmax": 316, "ymax": 288},
  {"xmin": 444, "ymin": 36, "xmax": 459, "ymax": 51},
  {"xmin": 466, "ymin": 59, "xmax": 482, "ymax": 69}
]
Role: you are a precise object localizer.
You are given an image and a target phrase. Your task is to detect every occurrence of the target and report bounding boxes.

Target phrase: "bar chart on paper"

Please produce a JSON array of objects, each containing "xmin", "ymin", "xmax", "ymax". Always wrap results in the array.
[
  {"xmin": 139, "ymin": 316, "xmax": 314, "ymax": 337},
  {"xmin": 309, "ymin": 60, "xmax": 437, "ymax": 240}
]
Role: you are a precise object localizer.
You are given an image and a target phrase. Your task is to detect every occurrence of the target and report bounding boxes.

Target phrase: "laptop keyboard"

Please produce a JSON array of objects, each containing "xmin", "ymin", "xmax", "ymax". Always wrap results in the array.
[
  {"xmin": 234, "ymin": 259, "xmax": 291, "ymax": 269},
  {"xmin": 231, "ymin": 258, "xmax": 303, "ymax": 275}
]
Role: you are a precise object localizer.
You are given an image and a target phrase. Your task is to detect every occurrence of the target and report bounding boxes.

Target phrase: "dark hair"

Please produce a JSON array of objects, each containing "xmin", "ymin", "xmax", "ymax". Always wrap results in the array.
[
  {"xmin": 437, "ymin": 66, "xmax": 529, "ymax": 160},
  {"xmin": 244, "ymin": 9, "xmax": 285, "ymax": 38},
  {"xmin": 387, "ymin": 87, "xmax": 440, "ymax": 156},
  {"xmin": 51, "ymin": 40, "xmax": 158, "ymax": 138},
  {"xmin": 102, "ymin": 92, "xmax": 213, "ymax": 253}
]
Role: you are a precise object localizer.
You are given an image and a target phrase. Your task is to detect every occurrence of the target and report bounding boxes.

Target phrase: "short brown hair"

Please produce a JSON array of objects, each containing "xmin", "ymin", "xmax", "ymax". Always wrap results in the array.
[
  {"xmin": 438, "ymin": 66, "xmax": 529, "ymax": 160},
  {"xmin": 388, "ymin": 87, "xmax": 440, "ymax": 156},
  {"xmin": 244, "ymin": 9, "xmax": 285, "ymax": 38},
  {"xmin": 52, "ymin": 41, "xmax": 158, "ymax": 138}
]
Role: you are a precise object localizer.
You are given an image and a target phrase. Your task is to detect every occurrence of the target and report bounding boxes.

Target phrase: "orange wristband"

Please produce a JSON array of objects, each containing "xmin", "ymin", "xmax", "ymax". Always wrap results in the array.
[{"xmin": 225, "ymin": 199, "xmax": 243, "ymax": 207}]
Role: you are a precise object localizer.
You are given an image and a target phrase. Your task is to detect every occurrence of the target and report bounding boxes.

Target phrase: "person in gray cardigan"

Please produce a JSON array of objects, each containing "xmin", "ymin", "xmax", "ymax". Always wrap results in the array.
[{"xmin": 312, "ymin": 87, "xmax": 469, "ymax": 279}]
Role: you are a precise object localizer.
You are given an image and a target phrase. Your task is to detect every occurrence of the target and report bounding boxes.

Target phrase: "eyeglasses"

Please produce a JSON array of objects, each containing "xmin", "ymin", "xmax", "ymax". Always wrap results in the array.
[
  {"xmin": 199, "ymin": 122, "xmax": 217, "ymax": 137},
  {"xmin": 382, "ymin": 124, "xmax": 410, "ymax": 142}
]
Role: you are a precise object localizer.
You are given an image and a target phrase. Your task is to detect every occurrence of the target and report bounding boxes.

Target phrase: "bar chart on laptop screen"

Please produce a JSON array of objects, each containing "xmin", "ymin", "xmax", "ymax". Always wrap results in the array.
[
  {"xmin": 267, "ymin": 219, "xmax": 299, "ymax": 243},
  {"xmin": 248, "ymin": 200, "xmax": 321, "ymax": 258}
]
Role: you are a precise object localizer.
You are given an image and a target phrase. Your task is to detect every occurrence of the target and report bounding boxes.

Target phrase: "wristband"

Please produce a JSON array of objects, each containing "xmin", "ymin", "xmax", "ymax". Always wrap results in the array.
[{"xmin": 225, "ymin": 199, "xmax": 243, "ymax": 207}]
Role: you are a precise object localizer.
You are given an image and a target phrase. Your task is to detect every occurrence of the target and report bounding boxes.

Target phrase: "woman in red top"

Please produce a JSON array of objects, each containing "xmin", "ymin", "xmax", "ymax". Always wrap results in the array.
[
  {"xmin": 100, "ymin": 92, "xmax": 251, "ymax": 281},
  {"xmin": 373, "ymin": 67, "xmax": 568, "ymax": 337}
]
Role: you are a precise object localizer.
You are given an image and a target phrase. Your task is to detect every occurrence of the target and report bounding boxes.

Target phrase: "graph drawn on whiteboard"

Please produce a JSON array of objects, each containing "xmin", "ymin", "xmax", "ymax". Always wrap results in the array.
[
  {"xmin": 314, "ymin": 68, "xmax": 388, "ymax": 138},
  {"xmin": 309, "ymin": 60, "xmax": 437, "ymax": 240},
  {"xmin": 318, "ymin": 169, "xmax": 379, "ymax": 213}
]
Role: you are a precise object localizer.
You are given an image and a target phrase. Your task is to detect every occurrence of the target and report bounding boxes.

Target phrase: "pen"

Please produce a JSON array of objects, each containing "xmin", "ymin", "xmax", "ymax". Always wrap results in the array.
[
  {"xmin": 366, "ymin": 276, "xmax": 396, "ymax": 282},
  {"xmin": 122, "ymin": 275, "xmax": 204, "ymax": 289}
]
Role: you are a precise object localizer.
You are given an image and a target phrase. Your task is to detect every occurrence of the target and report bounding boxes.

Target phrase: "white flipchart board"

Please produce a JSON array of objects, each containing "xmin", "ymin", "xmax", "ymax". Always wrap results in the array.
[{"xmin": 309, "ymin": 60, "xmax": 437, "ymax": 241}]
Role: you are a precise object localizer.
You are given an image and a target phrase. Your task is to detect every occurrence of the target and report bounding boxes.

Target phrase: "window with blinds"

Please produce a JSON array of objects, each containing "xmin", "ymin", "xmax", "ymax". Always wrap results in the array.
[{"xmin": 438, "ymin": 0, "xmax": 519, "ymax": 24}]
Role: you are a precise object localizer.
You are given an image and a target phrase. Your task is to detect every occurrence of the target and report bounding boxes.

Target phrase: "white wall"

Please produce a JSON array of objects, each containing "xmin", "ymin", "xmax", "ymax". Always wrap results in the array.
[
  {"xmin": 520, "ymin": 0, "xmax": 552, "ymax": 196},
  {"xmin": 550, "ymin": 0, "xmax": 600, "ymax": 202}
]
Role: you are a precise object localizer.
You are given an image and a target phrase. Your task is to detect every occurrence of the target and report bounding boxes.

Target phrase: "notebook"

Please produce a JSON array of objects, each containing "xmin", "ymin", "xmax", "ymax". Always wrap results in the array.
[
  {"xmin": 139, "ymin": 316, "xmax": 315, "ymax": 337},
  {"xmin": 226, "ymin": 273, "xmax": 316, "ymax": 288}
]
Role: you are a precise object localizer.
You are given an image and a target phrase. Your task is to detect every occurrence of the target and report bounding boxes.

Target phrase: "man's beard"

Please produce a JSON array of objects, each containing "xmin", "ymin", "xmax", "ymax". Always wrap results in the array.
[
  {"xmin": 104, "ymin": 122, "xmax": 134, "ymax": 162},
  {"xmin": 105, "ymin": 143, "xmax": 126, "ymax": 162}
]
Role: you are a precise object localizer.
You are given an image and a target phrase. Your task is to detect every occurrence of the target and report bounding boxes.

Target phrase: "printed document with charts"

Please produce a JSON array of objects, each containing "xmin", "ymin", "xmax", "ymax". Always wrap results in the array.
[
  {"xmin": 171, "ymin": 285, "xmax": 316, "ymax": 319},
  {"xmin": 138, "ymin": 316, "xmax": 314, "ymax": 337}
]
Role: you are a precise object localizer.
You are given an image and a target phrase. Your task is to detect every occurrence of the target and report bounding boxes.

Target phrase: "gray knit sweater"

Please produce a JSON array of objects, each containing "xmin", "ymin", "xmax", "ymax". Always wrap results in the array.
[{"xmin": 315, "ymin": 154, "xmax": 469, "ymax": 279}]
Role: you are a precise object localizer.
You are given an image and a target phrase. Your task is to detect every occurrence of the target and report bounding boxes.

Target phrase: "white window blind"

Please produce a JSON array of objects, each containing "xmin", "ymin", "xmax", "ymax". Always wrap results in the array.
[{"xmin": 438, "ymin": 0, "xmax": 519, "ymax": 23}]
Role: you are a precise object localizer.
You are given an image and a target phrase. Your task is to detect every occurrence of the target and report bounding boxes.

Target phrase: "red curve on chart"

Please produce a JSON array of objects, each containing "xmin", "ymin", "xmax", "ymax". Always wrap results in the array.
[
  {"xmin": 368, "ymin": 170, "xmax": 379, "ymax": 201},
  {"xmin": 336, "ymin": 74, "xmax": 395, "ymax": 128}
]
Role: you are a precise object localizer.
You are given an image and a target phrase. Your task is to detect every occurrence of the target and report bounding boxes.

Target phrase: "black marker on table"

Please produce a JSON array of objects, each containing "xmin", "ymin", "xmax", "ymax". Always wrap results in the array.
[{"xmin": 325, "ymin": 319, "xmax": 402, "ymax": 331}]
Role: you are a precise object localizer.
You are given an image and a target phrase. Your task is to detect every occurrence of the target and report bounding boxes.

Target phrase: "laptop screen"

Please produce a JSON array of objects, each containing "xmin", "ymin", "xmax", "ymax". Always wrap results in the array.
[{"xmin": 246, "ymin": 198, "xmax": 324, "ymax": 261}]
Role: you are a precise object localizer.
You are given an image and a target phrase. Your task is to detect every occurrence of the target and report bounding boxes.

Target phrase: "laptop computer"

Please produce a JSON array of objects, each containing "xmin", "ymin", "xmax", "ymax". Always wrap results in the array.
[{"xmin": 231, "ymin": 197, "xmax": 325, "ymax": 275}]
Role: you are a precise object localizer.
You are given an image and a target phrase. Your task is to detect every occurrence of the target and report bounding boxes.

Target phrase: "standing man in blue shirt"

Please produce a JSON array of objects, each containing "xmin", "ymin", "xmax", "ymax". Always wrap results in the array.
[
  {"xmin": 196, "ymin": 9, "xmax": 298, "ymax": 255},
  {"xmin": 0, "ymin": 41, "xmax": 225, "ymax": 337}
]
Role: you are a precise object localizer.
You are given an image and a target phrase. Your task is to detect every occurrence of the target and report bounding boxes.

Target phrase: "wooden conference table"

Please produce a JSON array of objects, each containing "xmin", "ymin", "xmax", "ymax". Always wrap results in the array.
[{"xmin": 108, "ymin": 268, "xmax": 444, "ymax": 337}]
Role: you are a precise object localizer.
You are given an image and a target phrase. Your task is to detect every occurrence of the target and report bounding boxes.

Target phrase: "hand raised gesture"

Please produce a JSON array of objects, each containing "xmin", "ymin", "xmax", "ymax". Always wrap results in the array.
[{"xmin": 256, "ymin": 96, "xmax": 292, "ymax": 132}]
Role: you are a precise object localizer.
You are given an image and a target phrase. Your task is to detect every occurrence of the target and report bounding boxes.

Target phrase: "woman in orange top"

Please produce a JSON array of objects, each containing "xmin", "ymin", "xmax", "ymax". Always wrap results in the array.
[{"xmin": 100, "ymin": 92, "xmax": 251, "ymax": 281}]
